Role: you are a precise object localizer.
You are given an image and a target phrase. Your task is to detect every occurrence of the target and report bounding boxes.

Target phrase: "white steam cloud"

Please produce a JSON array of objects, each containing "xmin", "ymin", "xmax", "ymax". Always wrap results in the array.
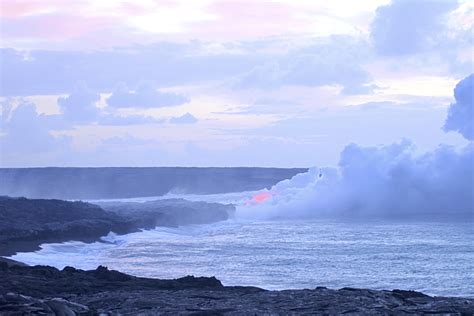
[
  {"xmin": 238, "ymin": 74, "xmax": 474, "ymax": 221},
  {"xmin": 444, "ymin": 74, "xmax": 473, "ymax": 140},
  {"xmin": 238, "ymin": 141, "xmax": 473, "ymax": 221}
]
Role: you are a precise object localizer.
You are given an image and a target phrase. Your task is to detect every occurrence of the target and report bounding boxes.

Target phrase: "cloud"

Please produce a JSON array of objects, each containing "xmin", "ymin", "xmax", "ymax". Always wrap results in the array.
[
  {"xmin": 0, "ymin": 99, "xmax": 166, "ymax": 166},
  {"xmin": 444, "ymin": 73, "xmax": 474, "ymax": 140},
  {"xmin": 234, "ymin": 36, "xmax": 373, "ymax": 94},
  {"xmin": 0, "ymin": 0, "xmax": 378, "ymax": 48},
  {"xmin": 107, "ymin": 83, "xmax": 189, "ymax": 108},
  {"xmin": 0, "ymin": 12, "xmax": 115, "ymax": 41},
  {"xmin": 97, "ymin": 114, "xmax": 164, "ymax": 126},
  {"xmin": 58, "ymin": 83, "xmax": 101, "ymax": 123},
  {"xmin": 238, "ymin": 141, "xmax": 473, "ymax": 221},
  {"xmin": 0, "ymin": 43, "xmax": 257, "ymax": 96},
  {"xmin": 222, "ymin": 98, "xmax": 465, "ymax": 162},
  {"xmin": 1, "ymin": 90, "xmax": 171, "ymax": 166},
  {"xmin": 169, "ymin": 112, "xmax": 198, "ymax": 124},
  {"xmin": 101, "ymin": 135, "xmax": 154, "ymax": 146},
  {"xmin": 0, "ymin": 37, "xmax": 372, "ymax": 97},
  {"xmin": 370, "ymin": 0, "xmax": 459, "ymax": 56},
  {"xmin": 0, "ymin": 100, "xmax": 70, "ymax": 155},
  {"xmin": 218, "ymin": 98, "xmax": 302, "ymax": 115},
  {"xmin": 56, "ymin": 83, "xmax": 166, "ymax": 125}
]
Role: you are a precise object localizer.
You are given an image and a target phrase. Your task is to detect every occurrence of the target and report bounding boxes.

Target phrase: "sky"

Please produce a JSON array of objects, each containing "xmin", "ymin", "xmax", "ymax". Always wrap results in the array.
[{"xmin": 0, "ymin": 0, "xmax": 473, "ymax": 167}]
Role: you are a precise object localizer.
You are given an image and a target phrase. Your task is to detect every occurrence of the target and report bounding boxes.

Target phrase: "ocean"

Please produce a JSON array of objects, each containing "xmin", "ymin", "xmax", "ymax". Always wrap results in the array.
[{"xmin": 9, "ymin": 191, "xmax": 474, "ymax": 297}]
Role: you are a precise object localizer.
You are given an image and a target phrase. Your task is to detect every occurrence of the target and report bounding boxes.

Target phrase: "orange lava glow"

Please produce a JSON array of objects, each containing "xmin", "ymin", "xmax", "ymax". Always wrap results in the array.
[{"xmin": 252, "ymin": 191, "xmax": 272, "ymax": 204}]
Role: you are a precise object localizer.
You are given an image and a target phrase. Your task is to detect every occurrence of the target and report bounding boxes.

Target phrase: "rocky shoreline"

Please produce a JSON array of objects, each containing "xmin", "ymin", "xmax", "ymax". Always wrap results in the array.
[
  {"xmin": 1, "ymin": 261, "xmax": 473, "ymax": 315},
  {"xmin": 0, "ymin": 196, "xmax": 234, "ymax": 256}
]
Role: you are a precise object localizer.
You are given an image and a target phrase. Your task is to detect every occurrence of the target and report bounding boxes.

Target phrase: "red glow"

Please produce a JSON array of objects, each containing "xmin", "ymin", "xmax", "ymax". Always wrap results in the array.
[{"xmin": 252, "ymin": 191, "xmax": 272, "ymax": 204}]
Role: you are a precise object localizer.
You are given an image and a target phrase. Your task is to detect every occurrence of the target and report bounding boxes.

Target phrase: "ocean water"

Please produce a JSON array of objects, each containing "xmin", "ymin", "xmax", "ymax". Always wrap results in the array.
[{"xmin": 10, "ymin": 218, "xmax": 474, "ymax": 297}]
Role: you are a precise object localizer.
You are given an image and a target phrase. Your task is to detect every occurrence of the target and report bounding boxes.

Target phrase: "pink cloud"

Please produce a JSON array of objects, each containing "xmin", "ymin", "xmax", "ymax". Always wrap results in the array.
[
  {"xmin": 2, "ymin": 13, "xmax": 116, "ymax": 40},
  {"xmin": 1, "ymin": 0, "xmax": 46, "ymax": 17},
  {"xmin": 212, "ymin": 1, "xmax": 292, "ymax": 21},
  {"xmin": 0, "ymin": 0, "xmax": 111, "ymax": 41},
  {"xmin": 184, "ymin": 1, "xmax": 310, "ymax": 40},
  {"xmin": 0, "ymin": 0, "xmax": 80, "ymax": 17},
  {"xmin": 117, "ymin": 0, "xmax": 179, "ymax": 15},
  {"xmin": 0, "ymin": 0, "xmax": 329, "ymax": 47},
  {"xmin": 0, "ymin": 0, "xmax": 184, "ymax": 45}
]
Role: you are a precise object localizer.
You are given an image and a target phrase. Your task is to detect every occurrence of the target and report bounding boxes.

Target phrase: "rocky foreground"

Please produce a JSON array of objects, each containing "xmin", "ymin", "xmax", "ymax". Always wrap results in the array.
[{"xmin": 1, "ymin": 261, "xmax": 473, "ymax": 315}]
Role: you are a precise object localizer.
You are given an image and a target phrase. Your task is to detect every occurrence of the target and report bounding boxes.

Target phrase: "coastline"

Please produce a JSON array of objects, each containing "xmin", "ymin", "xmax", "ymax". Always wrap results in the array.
[
  {"xmin": 0, "ymin": 196, "xmax": 235, "ymax": 257},
  {"xmin": 0, "ymin": 235, "xmax": 117, "ymax": 258},
  {"xmin": 1, "ymin": 196, "xmax": 473, "ymax": 314},
  {"xmin": 1, "ymin": 260, "xmax": 473, "ymax": 315},
  {"xmin": 2, "ymin": 234, "xmax": 474, "ymax": 315}
]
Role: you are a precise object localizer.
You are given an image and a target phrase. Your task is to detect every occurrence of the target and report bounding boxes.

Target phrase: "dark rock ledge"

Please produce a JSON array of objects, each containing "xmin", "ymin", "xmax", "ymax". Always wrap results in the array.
[
  {"xmin": 0, "ymin": 196, "xmax": 235, "ymax": 256},
  {"xmin": 1, "ymin": 262, "xmax": 473, "ymax": 315}
]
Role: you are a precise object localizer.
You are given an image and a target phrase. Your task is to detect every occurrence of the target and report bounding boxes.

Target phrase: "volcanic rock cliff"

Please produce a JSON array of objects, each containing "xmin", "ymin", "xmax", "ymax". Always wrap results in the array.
[{"xmin": 0, "ymin": 196, "xmax": 234, "ymax": 256}]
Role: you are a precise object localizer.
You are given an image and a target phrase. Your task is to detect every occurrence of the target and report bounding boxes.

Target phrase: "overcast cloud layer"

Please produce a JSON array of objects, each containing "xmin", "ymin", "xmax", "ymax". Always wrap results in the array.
[{"xmin": 0, "ymin": 0, "xmax": 473, "ymax": 167}]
